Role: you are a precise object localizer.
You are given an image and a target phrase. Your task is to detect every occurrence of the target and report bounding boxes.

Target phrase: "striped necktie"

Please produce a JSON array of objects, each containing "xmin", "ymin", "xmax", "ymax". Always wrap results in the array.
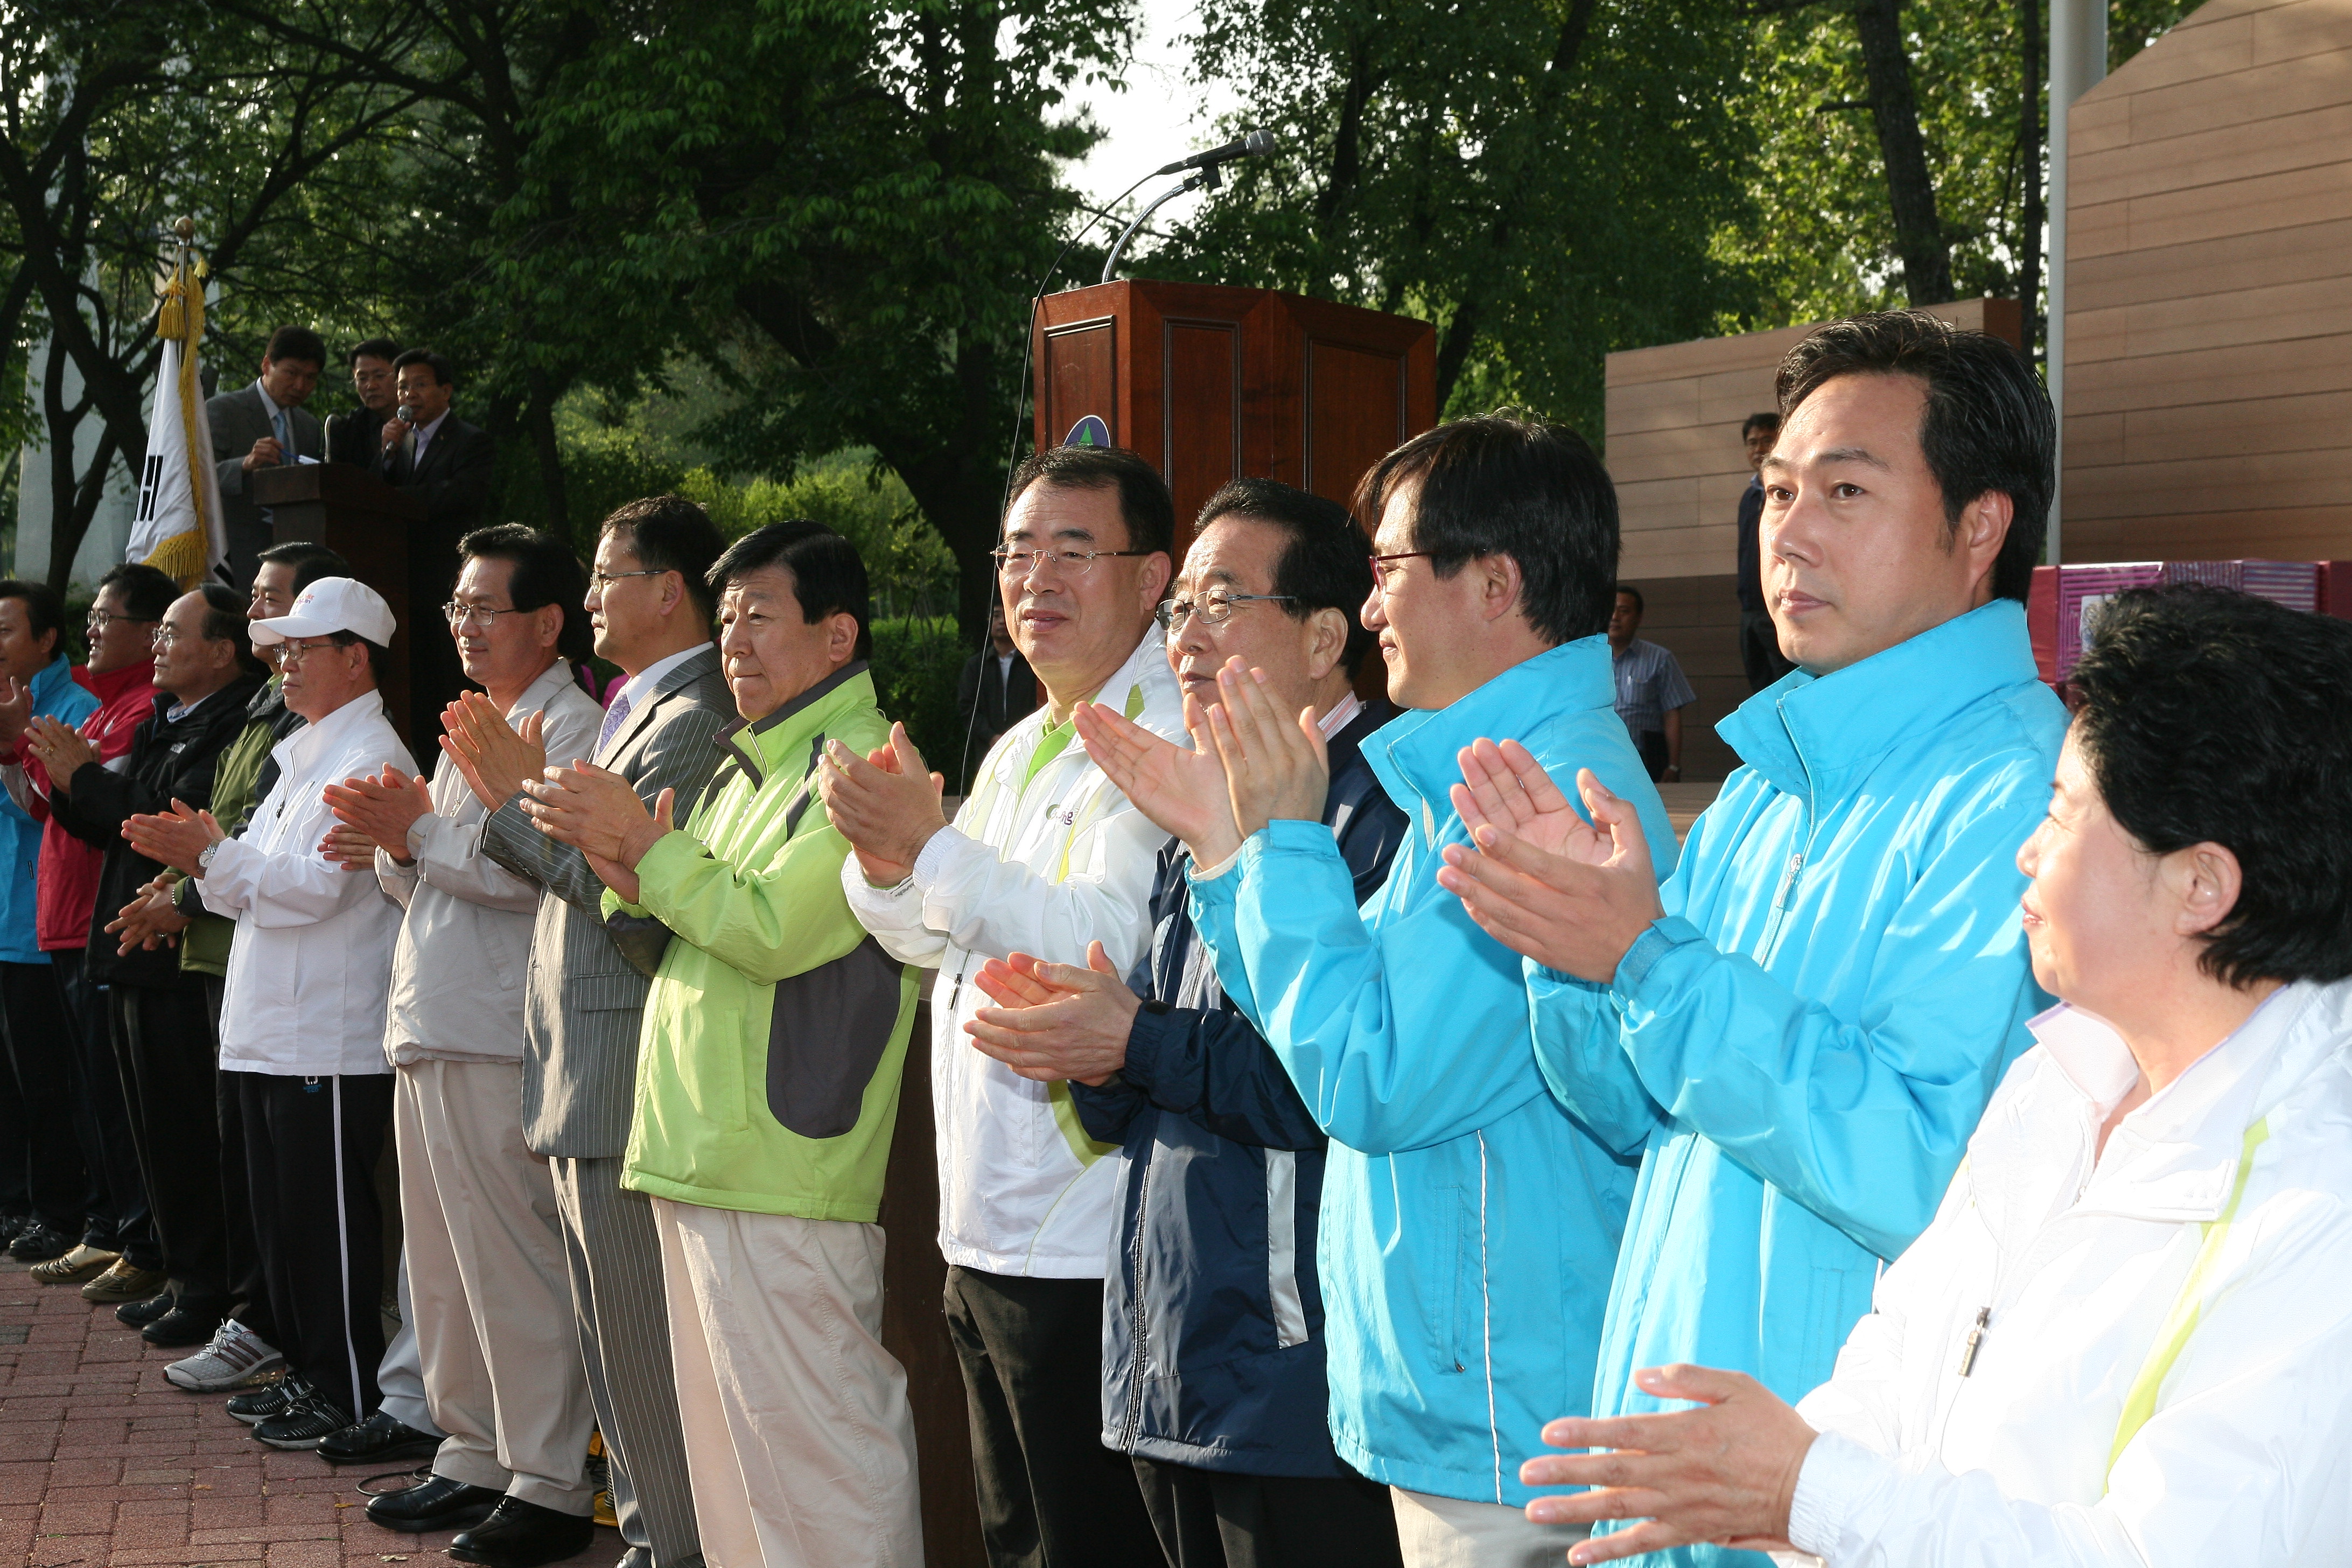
[{"xmin": 594, "ymin": 690, "xmax": 634, "ymax": 760}]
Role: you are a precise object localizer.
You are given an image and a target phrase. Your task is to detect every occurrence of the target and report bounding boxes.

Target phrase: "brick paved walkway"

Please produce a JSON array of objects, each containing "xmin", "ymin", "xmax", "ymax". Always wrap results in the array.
[{"xmin": 0, "ymin": 1260, "xmax": 626, "ymax": 1568}]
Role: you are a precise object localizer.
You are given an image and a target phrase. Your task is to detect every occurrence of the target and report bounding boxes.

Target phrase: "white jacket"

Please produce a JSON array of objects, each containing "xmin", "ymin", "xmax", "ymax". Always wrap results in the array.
[
  {"xmin": 375, "ymin": 661, "xmax": 602, "ymax": 1066},
  {"xmin": 201, "ymin": 690, "xmax": 417, "ymax": 1077},
  {"xmin": 842, "ymin": 632, "xmax": 1184, "ymax": 1278},
  {"xmin": 1786, "ymin": 978, "xmax": 2352, "ymax": 1566}
]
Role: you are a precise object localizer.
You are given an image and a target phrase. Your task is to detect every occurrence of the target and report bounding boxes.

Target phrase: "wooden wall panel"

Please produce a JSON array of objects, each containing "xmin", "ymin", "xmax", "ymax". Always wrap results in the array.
[
  {"xmin": 2062, "ymin": 0, "xmax": 2352, "ymax": 564},
  {"xmin": 1617, "ymin": 573, "xmax": 1746, "ymax": 783}
]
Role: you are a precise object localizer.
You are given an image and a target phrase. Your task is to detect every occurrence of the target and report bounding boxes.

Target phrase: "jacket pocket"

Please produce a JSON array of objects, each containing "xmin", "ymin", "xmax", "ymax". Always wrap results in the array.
[
  {"xmin": 1421, "ymin": 1184, "xmax": 1471, "ymax": 1374},
  {"xmin": 765, "ymin": 935, "xmax": 902, "ymax": 1139}
]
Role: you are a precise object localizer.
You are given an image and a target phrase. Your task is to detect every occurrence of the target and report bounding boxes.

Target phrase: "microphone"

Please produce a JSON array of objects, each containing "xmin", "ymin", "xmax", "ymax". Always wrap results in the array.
[
  {"xmin": 1153, "ymin": 129, "xmax": 1277, "ymax": 177},
  {"xmin": 383, "ymin": 403, "xmax": 415, "ymax": 453}
]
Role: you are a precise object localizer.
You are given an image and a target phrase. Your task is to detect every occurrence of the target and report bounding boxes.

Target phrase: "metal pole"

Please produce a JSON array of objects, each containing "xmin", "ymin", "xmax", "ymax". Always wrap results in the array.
[
  {"xmin": 1100, "ymin": 170, "xmax": 1210, "ymax": 286},
  {"xmin": 2046, "ymin": 0, "xmax": 2106, "ymax": 565}
]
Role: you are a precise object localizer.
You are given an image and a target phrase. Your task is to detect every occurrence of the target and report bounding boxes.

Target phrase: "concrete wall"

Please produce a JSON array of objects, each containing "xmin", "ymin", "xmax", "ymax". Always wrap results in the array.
[
  {"xmin": 2065, "ymin": 0, "xmax": 2352, "ymax": 563},
  {"xmin": 1602, "ymin": 299, "xmax": 2021, "ymax": 781}
]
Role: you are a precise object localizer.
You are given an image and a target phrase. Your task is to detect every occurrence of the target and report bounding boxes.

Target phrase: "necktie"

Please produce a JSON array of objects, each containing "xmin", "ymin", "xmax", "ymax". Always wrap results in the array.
[
  {"xmin": 272, "ymin": 408, "xmax": 291, "ymax": 459},
  {"xmin": 595, "ymin": 690, "xmax": 634, "ymax": 759}
]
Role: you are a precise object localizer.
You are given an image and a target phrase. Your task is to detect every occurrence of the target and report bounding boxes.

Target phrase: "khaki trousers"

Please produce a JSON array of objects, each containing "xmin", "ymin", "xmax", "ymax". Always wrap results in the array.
[
  {"xmin": 1390, "ymin": 1487, "xmax": 1590, "ymax": 1568},
  {"xmin": 650, "ymin": 1196, "xmax": 922, "ymax": 1568},
  {"xmin": 397, "ymin": 1058, "xmax": 595, "ymax": 1513}
]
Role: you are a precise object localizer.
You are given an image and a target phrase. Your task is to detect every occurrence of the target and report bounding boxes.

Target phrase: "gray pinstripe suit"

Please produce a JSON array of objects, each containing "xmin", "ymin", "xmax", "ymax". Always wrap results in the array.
[{"xmin": 479, "ymin": 646, "xmax": 732, "ymax": 1568}]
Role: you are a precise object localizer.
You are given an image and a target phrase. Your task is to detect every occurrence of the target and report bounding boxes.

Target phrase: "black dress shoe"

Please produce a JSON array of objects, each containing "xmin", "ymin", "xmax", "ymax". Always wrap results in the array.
[
  {"xmin": 319, "ymin": 1409, "xmax": 442, "ymax": 1466},
  {"xmin": 141, "ymin": 1303, "xmax": 225, "ymax": 1348},
  {"xmin": 115, "ymin": 1291, "xmax": 176, "ymax": 1327},
  {"xmin": 449, "ymin": 1498, "xmax": 596, "ymax": 1567},
  {"xmin": 364, "ymin": 1474, "xmax": 503, "ymax": 1532},
  {"xmin": 6, "ymin": 1223, "xmax": 71, "ymax": 1262},
  {"xmin": 0, "ymin": 1213, "xmax": 30, "ymax": 1245}
]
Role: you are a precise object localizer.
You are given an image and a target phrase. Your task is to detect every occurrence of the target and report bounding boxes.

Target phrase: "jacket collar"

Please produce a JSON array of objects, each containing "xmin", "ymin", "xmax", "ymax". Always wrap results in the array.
[
  {"xmin": 86, "ymin": 659, "xmax": 157, "ymax": 705},
  {"xmin": 274, "ymin": 688, "xmax": 389, "ymax": 780},
  {"xmin": 1364, "ymin": 637, "xmax": 1614, "ymax": 818},
  {"xmin": 149, "ymin": 671, "xmax": 264, "ymax": 729},
  {"xmin": 505, "ymin": 660, "xmax": 582, "ymax": 725},
  {"xmin": 602, "ymin": 643, "xmax": 718, "ymax": 761},
  {"xmin": 2018, "ymin": 980, "xmax": 2347, "ymax": 1222},
  {"xmin": 713, "ymin": 661, "xmax": 872, "ymax": 790},
  {"xmin": 1069, "ymin": 631, "xmax": 1179, "ymax": 746},
  {"xmin": 29, "ymin": 654, "xmax": 76, "ymax": 710},
  {"xmin": 1717, "ymin": 599, "xmax": 2037, "ymax": 810}
]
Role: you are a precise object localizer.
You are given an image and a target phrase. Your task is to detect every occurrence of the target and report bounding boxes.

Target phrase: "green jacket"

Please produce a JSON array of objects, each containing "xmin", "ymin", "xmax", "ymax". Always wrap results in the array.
[
  {"xmin": 173, "ymin": 676, "xmax": 300, "ymax": 978},
  {"xmin": 613, "ymin": 663, "xmax": 915, "ymax": 1222}
]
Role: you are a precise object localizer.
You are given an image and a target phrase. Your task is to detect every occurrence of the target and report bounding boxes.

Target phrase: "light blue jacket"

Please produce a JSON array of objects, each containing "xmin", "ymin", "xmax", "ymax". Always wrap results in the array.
[
  {"xmin": 1187, "ymin": 637, "xmax": 1677, "ymax": 1506},
  {"xmin": 1528, "ymin": 599, "xmax": 2065, "ymax": 1565},
  {"xmin": 0, "ymin": 656, "xmax": 96, "ymax": 964}
]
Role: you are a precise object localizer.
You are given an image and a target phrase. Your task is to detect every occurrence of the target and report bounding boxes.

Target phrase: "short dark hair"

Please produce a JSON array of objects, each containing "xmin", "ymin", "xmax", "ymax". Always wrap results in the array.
[
  {"xmin": 1195, "ymin": 478, "xmax": 1376, "ymax": 677},
  {"xmin": 1741, "ymin": 411, "xmax": 1781, "ymax": 437},
  {"xmin": 1776, "ymin": 310, "xmax": 2050, "ymax": 604},
  {"xmin": 1005, "ymin": 445, "xmax": 1175, "ymax": 559},
  {"xmin": 95, "ymin": 562, "xmax": 180, "ymax": 623},
  {"xmin": 347, "ymin": 337, "xmax": 401, "ymax": 367},
  {"xmin": 256, "ymin": 541, "xmax": 351, "ymax": 596},
  {"xmin": 0, "ymin": 579, "xmax": 65, "ymax": 653},
  {"xmin": 2069, "ymin": 584, "xmax": 2352, "ymax": 988},
  {"xmin": 264, "ymin": 326, "xmax": 327, "ymax": 368},
  {"xmin": 603, "ymin": 495, "xmax": 725, "ymax": 625},
  {"xmin": 460, "ymin": 523, "xmax": 592, "ymax": 662},
  {"xmin": 1355, "ymin": 414, "xmax": 1620, "ymax": 646},
  {"xmin": 326, "ymin": 631, "xmax": 396, "ymax": 689},
  {"xmin": 1614, "ymin": 583, "xmax": 1645, "ymax": 617},
  {"xmin": 709, "ymin": 521, "xmax": 873, "ymax": 661},
  {"xmin": 391, "ymin": 347, "xmax": 456, "ymax": 388},
  {"xmin": 197, "ymin": 583, "xmax": 267, "ymax": 676}
]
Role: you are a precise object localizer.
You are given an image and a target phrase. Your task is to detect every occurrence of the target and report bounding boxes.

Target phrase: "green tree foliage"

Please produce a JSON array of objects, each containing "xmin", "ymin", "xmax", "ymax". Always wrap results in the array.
[{"xmin": 1149, "ymin": 0, "xmax": 1758, "ymax": 436}]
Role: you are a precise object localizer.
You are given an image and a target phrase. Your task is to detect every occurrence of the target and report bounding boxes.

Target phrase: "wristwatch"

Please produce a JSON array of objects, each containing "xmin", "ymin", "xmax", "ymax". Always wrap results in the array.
[{"xmin": 196, "ymin": 840, "xmax": 221, "ymax": 874}]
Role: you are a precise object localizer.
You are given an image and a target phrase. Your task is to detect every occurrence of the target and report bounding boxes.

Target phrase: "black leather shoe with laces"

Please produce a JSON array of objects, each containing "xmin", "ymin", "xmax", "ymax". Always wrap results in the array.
[
  {"xmin": 448, "ymin": 1497, "xmax": 596, "ymax": 1568},
  {"xmin": 319, "ymin": 1409, "xmax": 443, "ymax": 1467},
  {"xmin": 364, "ymin": 1474, "xmax": 503, "ymax": 1532}
]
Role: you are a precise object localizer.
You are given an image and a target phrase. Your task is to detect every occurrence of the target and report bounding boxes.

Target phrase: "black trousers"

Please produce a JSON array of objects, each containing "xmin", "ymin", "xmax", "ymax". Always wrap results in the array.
[
  {"xmin": 1739, "ymin": 608, "xmax": 1796, "ymax": 692},
  {"xmin": 231, "ymin": 1069, "xmax": 391, "ymax": 1418},
  {"xmin": 52, "ymin": 949, "xmax": 158, "ymax": 1266},
  {"xmin": 943, "ymin": 1265, "xmax": 1160, "ymax": 1568},
  {"xmin": 1132, "ymin": 1457, "xmax": 1404, "ymax": 1568},
  {"xmin": 0, "ymin": 960, "xmax": 87, "ymax": 1230},
  {"xmin": 110, "ymin": 982, "xmax": 234, "ymax": 1312},
  {"xmin": 202, "ymin": 977, "xmax": 275, "ymax": 1344},
  {"xmin": 1634, "ymin": 729, "xmax": 1669, "ymax": 783}
]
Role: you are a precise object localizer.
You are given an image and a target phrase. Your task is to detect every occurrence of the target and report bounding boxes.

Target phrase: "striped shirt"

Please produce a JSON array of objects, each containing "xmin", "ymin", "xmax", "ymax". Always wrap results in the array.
[{"xmin": 1611, "ymin": 636, "xmax": 1696, "ymax": 737}]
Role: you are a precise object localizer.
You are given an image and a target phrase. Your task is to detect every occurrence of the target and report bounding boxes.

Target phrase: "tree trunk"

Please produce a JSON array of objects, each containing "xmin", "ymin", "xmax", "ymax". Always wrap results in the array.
[
  {"xmin": 523, "ymin": 379, "xmax": 570, "ymax": 538},
  {"xmin": 1852, "ymin": 0, "xmax": 1955, "ymax": 305},
  {"xmin": 2018, "ymin": 0, "xmax": 2045, "ymax": 361}
]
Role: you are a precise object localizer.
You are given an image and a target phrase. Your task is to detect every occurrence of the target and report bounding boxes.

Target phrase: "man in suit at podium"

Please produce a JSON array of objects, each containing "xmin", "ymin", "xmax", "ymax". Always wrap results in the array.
[
  {"xmin": 379, "ymin": 347, "xmax": 496, "ymax": 743},
  {"xmin": 324, "ymin": 339, "xmax": 402, "ymax": 469},
  {"xmin": 208, "ymin": 326, "xmax": 328, "ymax": 593},
  {"xmin": 956, "ymin": 599, "xmax": 1036, "ymax": 789}
]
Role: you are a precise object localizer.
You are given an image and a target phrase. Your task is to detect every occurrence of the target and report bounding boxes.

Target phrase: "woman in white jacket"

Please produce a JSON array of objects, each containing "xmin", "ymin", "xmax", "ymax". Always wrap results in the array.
[{"xmin": 1513, "ymin": 583, "xmax": 2352, "ymax": 1567}]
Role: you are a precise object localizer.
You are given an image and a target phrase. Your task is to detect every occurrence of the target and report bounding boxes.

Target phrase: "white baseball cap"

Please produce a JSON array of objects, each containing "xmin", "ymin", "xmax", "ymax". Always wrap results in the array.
[{"xmin": 249, "ymin": 576, "xmax": 397, "ymax": 648}]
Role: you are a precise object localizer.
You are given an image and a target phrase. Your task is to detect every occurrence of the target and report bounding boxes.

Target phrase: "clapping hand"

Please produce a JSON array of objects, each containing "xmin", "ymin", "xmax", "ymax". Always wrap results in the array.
[
  {"xmin": 522, "ymin": 761, "xmax": 673, "ymax": 905},
  {"xmin": 22, "ymin": 714, "xmax": 99, "ymax": 793},
  {"xmin": 1433, "ymin": 743, "xmax": 1663, "ymax": 982},
  {"xmin": 964, "ymin": 943, "xmax": 1138, "ymax": 1087},
  {"xmin": 1070, "ymin": 688, "xmax": 1240, "ymax": 865},
  {"xmin": 323, "ymin": 764, "xmax": 432, "ymax": 863},
  {"xmin": 440, "ymin": 691, "xmax": 547, "ymax": 812},
  {"xmin": 817, "ymin": 725, "xmax": 947, "ymax": 887},
  {"xmin": 123, "ymin": 799, "xmax": 225, "ymax": 877},
  {"xmin": 1199, "ymin": 656, "xmax": 1327, "ymax": 837},
  {"xmin": 1518, "ymin": 1364, "xmax": 1814, "ymax": 1564},
  {"xmin": 318, "ymin": 823, "xmax": 381, "ymax": 871},
  {"xmin": 104, "ymin": 875, "xmax": 191, "ymax": 954},
  {"xmin": 0, "ymin": 677, "xmax": 32, "ymax": 744}
]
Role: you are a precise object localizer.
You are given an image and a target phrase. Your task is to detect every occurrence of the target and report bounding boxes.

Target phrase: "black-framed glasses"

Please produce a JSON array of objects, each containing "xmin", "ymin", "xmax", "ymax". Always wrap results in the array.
[
  {"xmin": 443, "ymin": 601, "xmax": 524, "ymax": 629},
  {"xmin": 275, "ymin": 638, "xmax": 344, "ymax": 665},
  {"xmin": 1154, "ymin": 589, "xmax": 1297, "ymax": 633},
  {"xmin": 588, "ymin": 568, "xmax": 668, "ymax": 592},
  {"xmin": 86, "ymin": 610, "xmax": 158, "ymax": 632},
  {"xmin": 1368, "ymin": 551, "xmax": 1437, "ymax": 591},
  {"xmin": 990, "ymin": 547, "xmax": 1154, "ymax": 581}
]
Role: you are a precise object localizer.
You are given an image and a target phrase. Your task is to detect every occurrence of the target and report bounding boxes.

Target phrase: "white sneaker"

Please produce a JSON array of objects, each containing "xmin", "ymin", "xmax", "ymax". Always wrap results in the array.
[{"xmin": 164, "ymin": 1318, "xmax": 284, "ymax": 1392}]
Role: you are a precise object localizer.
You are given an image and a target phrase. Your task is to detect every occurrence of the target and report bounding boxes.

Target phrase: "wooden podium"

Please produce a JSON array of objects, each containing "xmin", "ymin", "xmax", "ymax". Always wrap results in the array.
[
  {"xmin": 250, "ymin": 463, "xmax": 423, "ymax": 740},
  {"xmin": 1033, "ymin": 281, "xmax": 1438, "ymax": 550}
]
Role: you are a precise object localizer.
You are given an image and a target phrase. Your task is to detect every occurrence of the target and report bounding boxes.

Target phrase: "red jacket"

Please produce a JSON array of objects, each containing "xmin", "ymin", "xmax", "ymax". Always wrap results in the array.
[{"xmin": 15, "ymin": 660, "xmax": 157, "ymax": 951}]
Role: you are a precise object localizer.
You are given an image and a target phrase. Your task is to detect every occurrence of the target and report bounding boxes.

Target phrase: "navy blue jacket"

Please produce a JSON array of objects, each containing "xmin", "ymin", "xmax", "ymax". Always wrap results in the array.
[{"xmin": 1072, "ymin": 701, "xmax": 1406, "ymax": 1477}]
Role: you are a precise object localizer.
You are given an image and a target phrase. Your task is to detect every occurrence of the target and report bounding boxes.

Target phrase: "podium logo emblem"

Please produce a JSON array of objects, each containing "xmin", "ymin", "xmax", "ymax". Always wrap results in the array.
[{"xmin": 1064, "ymin": 415, "xmax": 1111, "ymax": 449}]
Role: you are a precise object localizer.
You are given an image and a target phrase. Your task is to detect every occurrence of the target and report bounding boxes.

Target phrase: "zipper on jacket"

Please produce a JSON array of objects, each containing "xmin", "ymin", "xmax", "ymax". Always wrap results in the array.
[
  {"xmin": 1118, "ymin": 1149, "xmax": 1154, "ymax": 1451},
  {"xmin": 1955, "ymin": 1306, "xmax": 1990, "ymax": 1376},
  {"xmin": 1754, "ymin": 848, "xmax": 1807, "ymax": 963}
]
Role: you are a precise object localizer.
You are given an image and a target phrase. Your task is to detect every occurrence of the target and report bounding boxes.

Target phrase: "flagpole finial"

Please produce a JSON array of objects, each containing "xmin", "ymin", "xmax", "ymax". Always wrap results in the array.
[{"xmin": 173, "ymin": 216, "xmax": 194, "ymax": 243}]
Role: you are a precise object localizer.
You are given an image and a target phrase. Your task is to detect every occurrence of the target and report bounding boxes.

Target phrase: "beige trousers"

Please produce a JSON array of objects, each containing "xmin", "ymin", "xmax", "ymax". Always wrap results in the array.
[
  {"xmin": 1391, "ymin": 1487, "xmax": 1591, "ymax": 1568},
  {"xmin": 396, "ymin": 1058, "xmax": 596, "ymax": 1513},
  {"xmin": 650, "ymin": 1196, "xmax": 923, "ymax": 1568}
]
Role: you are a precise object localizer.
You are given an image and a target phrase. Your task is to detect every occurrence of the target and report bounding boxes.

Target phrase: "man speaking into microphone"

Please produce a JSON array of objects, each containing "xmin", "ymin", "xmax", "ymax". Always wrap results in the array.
[{"xmin": 375, "ymin": 347, "xmax": 496, "ymax": 744}]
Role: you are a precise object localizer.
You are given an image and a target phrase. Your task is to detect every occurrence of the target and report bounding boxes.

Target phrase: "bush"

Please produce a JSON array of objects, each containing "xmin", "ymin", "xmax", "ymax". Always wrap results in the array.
[{"xmin": 870, "ymin": 615, "xmax": 970, "ymax": 784}]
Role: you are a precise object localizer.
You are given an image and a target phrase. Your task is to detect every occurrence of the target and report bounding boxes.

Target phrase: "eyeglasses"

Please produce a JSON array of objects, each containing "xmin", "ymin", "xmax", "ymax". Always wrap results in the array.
[
  {"xmin": 1154, "ymin": 589, "xmax": 1297, "ymax": 633},
  {"xmin": 86, "ymin": 611, "xmax": 158, "ymax": 632},
  {"xmin": 275, "ymin": 638, "xmax": 345, "ymax": 665},
  {"xmin": 588, "ymin": 568, "xmax": 668, "ymax": 592},
  {"xmin": 989, "ymin": 547, "xmax": 1154, "ymax": 582},
  {"xmin": 150, "ymin": 626, "xmax": 196, "ymax": 647},
  {"xmin": 1368, "ymin": 551, "xmax": 1437, "ymax": 591},
  {"xmin": 443, "ymin": 601, "xmax": 524, "ymax": 629}
]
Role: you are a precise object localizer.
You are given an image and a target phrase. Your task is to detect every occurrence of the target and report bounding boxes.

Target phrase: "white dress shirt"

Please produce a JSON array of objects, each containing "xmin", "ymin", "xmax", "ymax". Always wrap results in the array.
[
  {"xmin": 200, "ymin": 690, "xmax": 417, "ymax": 1076},
  {"xmin": 603, "ymin": 643, "xmax": 711, "ymax": 755},
  {"xmin": 375, "ymin": 661, "xmax": 602, "ymax": 1066}
]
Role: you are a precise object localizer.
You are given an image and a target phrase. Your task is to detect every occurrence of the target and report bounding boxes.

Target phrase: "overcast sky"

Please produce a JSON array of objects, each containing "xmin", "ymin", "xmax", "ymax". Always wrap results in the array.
[{"xmin": 1060, "ymin": 0, "xmax": 1244, "ymax": 213}]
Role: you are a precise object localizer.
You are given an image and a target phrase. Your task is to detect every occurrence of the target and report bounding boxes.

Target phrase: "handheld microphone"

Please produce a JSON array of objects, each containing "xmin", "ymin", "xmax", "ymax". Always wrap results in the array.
[
  {"xmin": 1153, "ymin": 129, "xmax": 1277, "ymax": 177},
  {"xmin": 384, "ymin": 403, "xmax": 415, "ymax": 453}
]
